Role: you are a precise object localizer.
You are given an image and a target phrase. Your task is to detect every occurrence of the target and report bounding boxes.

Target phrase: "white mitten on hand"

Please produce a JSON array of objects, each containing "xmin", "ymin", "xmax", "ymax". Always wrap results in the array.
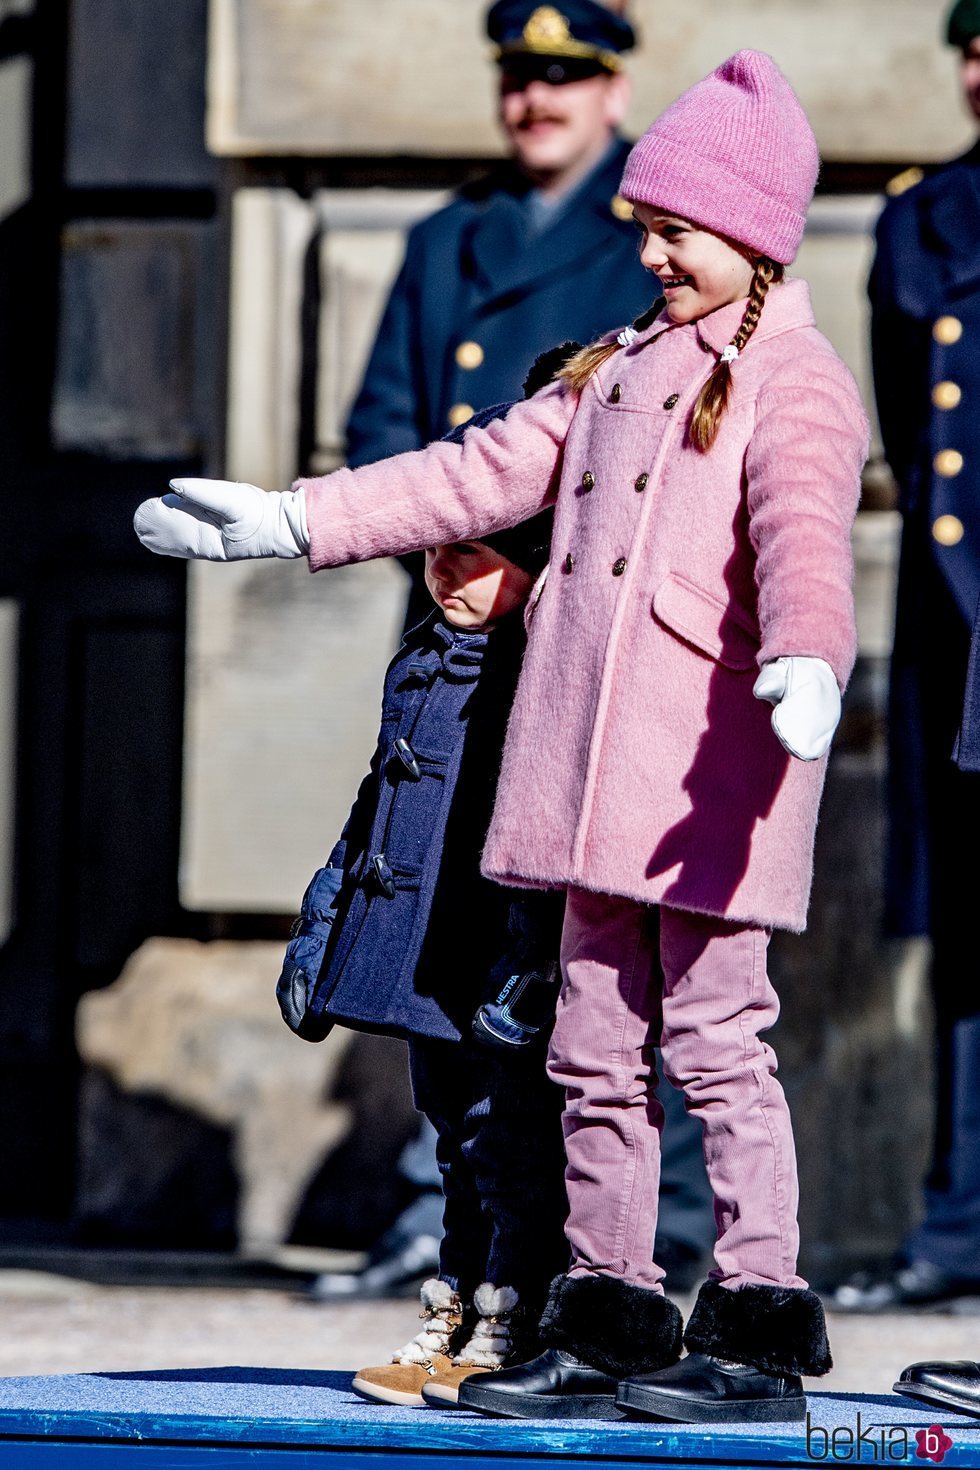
[
  {"xmin": 752, "ymin": 656, "xmax": 841, "ymax": 762},
  {"xmin": 134, "ymin": 478, "xmax": 309, "ymax": 560}
]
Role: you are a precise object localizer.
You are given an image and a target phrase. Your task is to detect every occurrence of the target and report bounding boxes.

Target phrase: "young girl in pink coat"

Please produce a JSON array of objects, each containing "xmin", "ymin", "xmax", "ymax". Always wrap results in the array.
[{"xmin": 136, "ymin": 52, "xmax": 868, "ymax": 1425}]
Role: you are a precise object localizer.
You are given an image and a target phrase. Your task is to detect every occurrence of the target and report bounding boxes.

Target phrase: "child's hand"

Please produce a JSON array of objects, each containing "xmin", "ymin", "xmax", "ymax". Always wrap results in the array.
[
  {"xmin": 134, "ymin": 478, "xmax": 309, "ymax": 560},
  {"xmin": 753, "ymin": 657, "xmax": 841, "ymax": 761}
]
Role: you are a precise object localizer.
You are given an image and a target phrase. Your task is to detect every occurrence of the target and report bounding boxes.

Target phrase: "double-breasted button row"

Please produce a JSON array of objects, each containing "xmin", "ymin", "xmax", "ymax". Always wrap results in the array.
[
  {"xmin": 578, "ymin": 469, "xmax": 650, "ymax": 494},
  {"xmin": 562, "ymin": 552, "xmax": 627, "ymax": 576}
]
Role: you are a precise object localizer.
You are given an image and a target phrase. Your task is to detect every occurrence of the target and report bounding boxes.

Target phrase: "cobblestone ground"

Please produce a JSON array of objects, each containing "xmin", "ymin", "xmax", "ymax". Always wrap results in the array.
[{"xmin": 0, "ymin": 1274, "xmax": 979, "ymax": 1397}]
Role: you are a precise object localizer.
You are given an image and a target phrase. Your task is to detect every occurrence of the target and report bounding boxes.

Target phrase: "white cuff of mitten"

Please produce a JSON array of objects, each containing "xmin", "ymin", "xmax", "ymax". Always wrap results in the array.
[
  {"xmin": 752, "ymin": 656, "xmax": 841, "ymax": 762},
  {"xmin": 133, "ymin": 478, "xmax": 310, "ymax": 561}
]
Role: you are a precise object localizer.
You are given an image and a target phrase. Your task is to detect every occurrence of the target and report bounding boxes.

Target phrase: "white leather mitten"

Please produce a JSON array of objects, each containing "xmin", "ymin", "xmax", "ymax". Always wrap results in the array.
[
  {"xmin": 752, "ymin": 656, "xmax": 841, "ymax": 762},
  {"xmin": 134, "ymin": 478, "xmax": 309, "ymax": 560}
]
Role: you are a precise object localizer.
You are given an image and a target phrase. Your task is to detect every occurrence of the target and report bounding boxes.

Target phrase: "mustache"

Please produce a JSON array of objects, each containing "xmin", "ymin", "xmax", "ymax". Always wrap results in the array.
[{"xmin": 516, "ymin": 110, "xmax": 566, "ymax": 128}]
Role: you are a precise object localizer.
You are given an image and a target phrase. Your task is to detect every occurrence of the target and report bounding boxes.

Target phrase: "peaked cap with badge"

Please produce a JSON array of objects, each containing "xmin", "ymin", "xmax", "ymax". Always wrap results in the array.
[{"xmin": 487, "ymin": 0, "xmax": 636, "ymax": 73}]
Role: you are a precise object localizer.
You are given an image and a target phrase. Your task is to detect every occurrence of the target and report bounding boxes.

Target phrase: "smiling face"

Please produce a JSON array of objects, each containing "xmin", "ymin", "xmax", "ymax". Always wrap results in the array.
[
  {"xmin": 962, "ymin": 36, "xmax": 980, "ymax": 121},
  {"xmin": 424, "ymin": 541, "xmax": 534, "ymax": 630},
  {"xmin": 631, "ymin": 203, "xmax": 757, "ymax": 324},
  {"xmin": 498, "ymin": 62, "xmax": 631, "ymax": 193}
]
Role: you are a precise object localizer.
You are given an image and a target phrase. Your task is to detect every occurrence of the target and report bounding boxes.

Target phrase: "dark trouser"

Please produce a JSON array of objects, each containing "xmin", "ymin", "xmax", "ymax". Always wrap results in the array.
[
  {"xmin": 892, "ymin": 558, "xmax": 980, "ymax": 1277},
  {"xmin": 906, "ymin": 740, "xmax": 980, "ymax": 1276},
  {"xmin": 408, "ymin": 1033, "xmax": 570, "ymax": 1308}
]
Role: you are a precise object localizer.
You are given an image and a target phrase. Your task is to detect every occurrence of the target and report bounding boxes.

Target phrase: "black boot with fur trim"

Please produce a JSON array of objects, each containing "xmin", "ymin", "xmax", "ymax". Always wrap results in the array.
[
  {"xmin": 617, "ymin": 1281, "xmax": 832, "ymax": 1424},
  {"xmin": 457, "ymin": 1273, "xmax": 683, "ymax": 1420}
]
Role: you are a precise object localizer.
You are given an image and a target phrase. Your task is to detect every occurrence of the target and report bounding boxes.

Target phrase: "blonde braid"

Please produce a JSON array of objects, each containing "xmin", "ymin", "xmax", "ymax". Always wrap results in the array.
[
  {"xmin": 689, "ymin": 259, "xmax": 783, "ymax": 453},
  {"xmin": 559, "ymin": 298, "xmax": 665, "ymax": 394}
]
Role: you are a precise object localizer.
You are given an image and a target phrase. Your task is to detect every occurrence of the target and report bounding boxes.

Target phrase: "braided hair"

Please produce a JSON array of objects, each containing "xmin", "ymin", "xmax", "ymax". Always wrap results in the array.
[
  {"xmin": 558, "ymin": 300, "xmax": 662, "ymax": 394},
  {"xmin": 689, "ymin": 258, "xmax": 783, "ymax": 452},
  {"xmin": 559, "ymin": 261, "xmax": 784, "ymax": 451}
]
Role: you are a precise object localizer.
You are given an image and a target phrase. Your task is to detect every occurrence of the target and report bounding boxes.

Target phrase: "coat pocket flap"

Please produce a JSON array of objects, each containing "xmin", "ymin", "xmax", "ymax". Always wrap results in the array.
[{"xmin": 652, "ymin": 573, "xmax": 759, "ymax": 670}]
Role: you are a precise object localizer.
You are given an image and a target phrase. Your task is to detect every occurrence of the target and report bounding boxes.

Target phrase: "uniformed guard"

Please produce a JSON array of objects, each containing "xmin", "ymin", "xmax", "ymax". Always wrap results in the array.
[
  {"xmin": 345, "ymin": 2, "xmax": 650, "ymax": 612},
  {"xmin": 325, "ymin": 1, "xmax": 715, "ymax": 1306},
  {"xmin": 834, "ymin": 0, "xmax": 980, "ymax": 1313}
]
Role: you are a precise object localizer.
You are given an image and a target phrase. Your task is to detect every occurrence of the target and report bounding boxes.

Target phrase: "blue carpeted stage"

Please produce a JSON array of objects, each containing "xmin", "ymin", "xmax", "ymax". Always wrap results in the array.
[{"xmin": 0, "ymin": 1368, "xmax": 978, "ymax": 1466}]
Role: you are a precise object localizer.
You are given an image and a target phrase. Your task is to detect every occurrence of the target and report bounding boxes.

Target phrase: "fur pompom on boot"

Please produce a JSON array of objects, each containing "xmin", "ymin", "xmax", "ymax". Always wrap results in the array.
[
  {"xmin": 422, "ymin": 1283, "xmax": 527, "ymax": 1408},
  {"xmin": 684, "ymin": 1281, "xmax": 832, "ymax": 1377},
  {"xmin": 540, "ymin": 1272, "xmax": 684, "ymax": 1377},
  {"xmin": 351, "ymin": 1279, "xmax": 464, "ymax": 1407}
]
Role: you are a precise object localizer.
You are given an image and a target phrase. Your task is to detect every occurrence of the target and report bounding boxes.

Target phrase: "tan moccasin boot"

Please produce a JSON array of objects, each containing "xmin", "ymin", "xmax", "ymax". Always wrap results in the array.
[
  {"xmin": 422, "ymin": 1283, "xmax": 525, "ymax": 1408},
  {"xmin": 351, "ymin": 1279, "xmax": 463, "ymax": 1408}
]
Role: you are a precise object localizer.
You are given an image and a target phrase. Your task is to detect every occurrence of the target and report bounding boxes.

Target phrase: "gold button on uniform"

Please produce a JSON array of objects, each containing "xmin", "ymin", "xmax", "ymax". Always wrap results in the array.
[
  {"xmin": 634, "ymin": 472, "xmax": 649, "ymax": 493},
  {"xmin": 933, "ymin": 316, "xmax": 963, "ymax": 346},
  {"xmin": 663, "ymin": 394, "xmax": 679, "ymax": 410},
  {"xmin": 933, "ymin": 381, "xmax": 962, "ymax": 410},
  {"xmin": 933, "ymin": 514, "xmax": 965, "ymax": 546},
  {"xmin": 447, "ymin": 403, "xmax": 474, "ymax": 428},
  {"xmin": 455, "ymin": 341, "xmax": 484, "ymax": 370},
  {"xmin": 934, "ymin": 449, "xmax": 964, "ymax": 477},
  {"xmin": 610, "ymin": 194, "xmax": 633, "ymax": 221},
  {"xmin": 610, "ymin": 383, "xmax": 622, "ymax": 403},
  {"xmin": 563, "ymin": 553, "xmax": 575, "ymax": 573},
  {"xmin": 612, "ymin": 558, "xmax": 627, "ymax": 576},
  {"xmin": 581, "ymin": 471, "xmax": 595, "ymax": 492}
]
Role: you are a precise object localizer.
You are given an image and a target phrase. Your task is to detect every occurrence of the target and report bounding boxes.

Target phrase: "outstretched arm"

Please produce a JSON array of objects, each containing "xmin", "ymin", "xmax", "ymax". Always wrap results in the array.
[
  {"xmin": 299, "ymin": 380, "xmax": 574, "ymax": 571},
  {"xmin": 135, "ymin": 382, "xmax": 576, "ymax": 567}
]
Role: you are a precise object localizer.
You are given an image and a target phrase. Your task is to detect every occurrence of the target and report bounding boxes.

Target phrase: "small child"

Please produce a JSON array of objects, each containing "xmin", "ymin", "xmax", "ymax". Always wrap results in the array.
[{"xmin": 276, "ymin": 406, "xmax": 568, "ymax": 1409}]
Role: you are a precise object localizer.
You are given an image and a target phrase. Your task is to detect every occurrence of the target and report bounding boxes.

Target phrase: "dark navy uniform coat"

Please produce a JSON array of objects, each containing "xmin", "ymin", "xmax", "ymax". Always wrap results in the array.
[
  {"xmin": 345, "ymin": 138, "xmax": 651, "ymax": 466},
  {"xmin": 280, "ymin": 609, "xmax": 560, "ymax": 1045},
  {"xmin": 871, "ymin": 142, "xmax": 980, "ymax": 935}
]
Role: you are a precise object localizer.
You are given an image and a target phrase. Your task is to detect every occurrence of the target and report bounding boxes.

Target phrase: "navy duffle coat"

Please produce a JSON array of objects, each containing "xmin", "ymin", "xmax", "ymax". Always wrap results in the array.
[{"xmin": 292, "ymin": 608, "xmax": 554, "ymax": 1044}]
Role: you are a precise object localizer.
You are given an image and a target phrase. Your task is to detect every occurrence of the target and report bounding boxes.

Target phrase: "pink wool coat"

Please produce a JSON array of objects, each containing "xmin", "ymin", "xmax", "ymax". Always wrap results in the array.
[{"xmin": 299, "ymin": 279, "xmax": 869, "ymax": 932}]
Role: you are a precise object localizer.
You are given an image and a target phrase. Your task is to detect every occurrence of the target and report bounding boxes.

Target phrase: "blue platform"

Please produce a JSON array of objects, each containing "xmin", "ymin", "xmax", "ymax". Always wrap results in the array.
[{"xmin": 0, "ymin": 1369, "xmax": 979, "ymax": 1467}]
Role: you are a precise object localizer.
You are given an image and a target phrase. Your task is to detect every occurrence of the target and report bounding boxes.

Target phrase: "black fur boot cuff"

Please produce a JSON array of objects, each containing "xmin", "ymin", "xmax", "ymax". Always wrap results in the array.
[
  {"xmin": 538, "ymin": 1272, "xmax": 683, "ymax": 1378},
  {"xmin": 684, "ymin": 1281, "xmax": 832, "ymax": 1377}
]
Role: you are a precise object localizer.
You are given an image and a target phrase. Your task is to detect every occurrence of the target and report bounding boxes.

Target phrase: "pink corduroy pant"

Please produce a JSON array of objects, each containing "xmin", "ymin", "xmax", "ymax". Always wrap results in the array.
[{"xmin": 547, "ymin": 888, "xmax": 807, "ymax": 1292}]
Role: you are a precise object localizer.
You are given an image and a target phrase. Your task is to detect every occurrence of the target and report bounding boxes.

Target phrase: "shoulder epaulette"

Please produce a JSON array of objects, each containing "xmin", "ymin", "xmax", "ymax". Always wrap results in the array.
[{"xmin": 885, "ymin": 166, "xmax": 925, "ymax": 198}]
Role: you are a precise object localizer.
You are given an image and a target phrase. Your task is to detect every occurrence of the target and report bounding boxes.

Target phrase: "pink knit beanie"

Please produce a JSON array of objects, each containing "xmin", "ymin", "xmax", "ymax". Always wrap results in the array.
[{"xmin": 619, "ymin": 51, "xmax": 819, "ymax": 265}]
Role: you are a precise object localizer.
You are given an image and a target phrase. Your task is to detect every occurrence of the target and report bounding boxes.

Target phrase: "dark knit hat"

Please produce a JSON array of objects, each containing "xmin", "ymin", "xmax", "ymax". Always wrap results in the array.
[
  {"xmin": 947, "ymin": 0, "xmax": 980, "ymax": 46},
  {"xmin": 479, "ymin": 510, "xmax": 554, "ymax": 577}
]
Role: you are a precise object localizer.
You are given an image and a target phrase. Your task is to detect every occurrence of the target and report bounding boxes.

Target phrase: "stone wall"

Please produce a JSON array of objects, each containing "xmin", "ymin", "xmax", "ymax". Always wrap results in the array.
[{"xmin": 207, "ymin": 0, "xmax": 973, "ymax": 163}]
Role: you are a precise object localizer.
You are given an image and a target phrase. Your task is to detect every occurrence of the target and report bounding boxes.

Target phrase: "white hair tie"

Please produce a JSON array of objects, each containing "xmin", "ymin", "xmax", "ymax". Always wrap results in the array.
[
  {"xmin": 720, "ymin": 344, "xmax": 739, "ymax": 363},
  {"xmin": 617, "ymin": 326, "xmax": 639, "ymax": 347}
]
